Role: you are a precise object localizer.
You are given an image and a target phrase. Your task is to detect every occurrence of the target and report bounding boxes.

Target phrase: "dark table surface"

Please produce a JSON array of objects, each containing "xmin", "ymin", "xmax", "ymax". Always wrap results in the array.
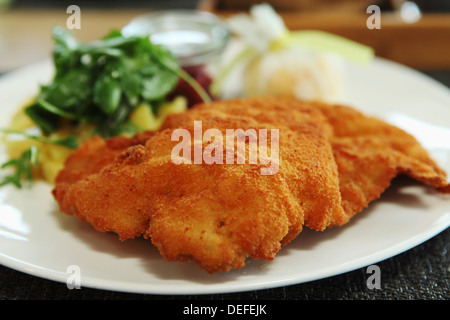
[
  {"xmin": 0, "ymin": 71, "xmax": 449, "ymax": 302},
  {"xmin": 0, "ymin": 228, "xmax": 448, "ymax": 300}
]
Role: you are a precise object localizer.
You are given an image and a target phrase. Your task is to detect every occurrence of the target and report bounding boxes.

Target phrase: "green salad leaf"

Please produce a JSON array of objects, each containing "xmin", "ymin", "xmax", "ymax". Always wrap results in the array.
[{"xmin": 24, "ymin": 26, "xmax": 195, "ymax": 138}]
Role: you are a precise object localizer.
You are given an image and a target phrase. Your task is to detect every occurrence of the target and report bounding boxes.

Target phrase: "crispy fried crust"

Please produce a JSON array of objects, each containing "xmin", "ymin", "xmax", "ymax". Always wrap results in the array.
[
  {"xmin": 311, "ymin": 102, "xmax": 450, "ymax": 221},
  {"xmin": 52, "ymin": 97, "xmax": 450, "ymax": 273},
  {"xmin": 52, "ymin": 131, "xmax": 155, "ymax": 214}
]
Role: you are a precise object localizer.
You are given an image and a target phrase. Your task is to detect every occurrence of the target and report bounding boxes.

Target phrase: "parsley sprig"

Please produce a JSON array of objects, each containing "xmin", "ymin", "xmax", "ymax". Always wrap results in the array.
[
  {"xmin": 0, "ymin": 129, "xmax": 79, "ymax": 189},
  {"xmin": 0, "ymin": 146, "xmax": 39, "ymax": 189}
]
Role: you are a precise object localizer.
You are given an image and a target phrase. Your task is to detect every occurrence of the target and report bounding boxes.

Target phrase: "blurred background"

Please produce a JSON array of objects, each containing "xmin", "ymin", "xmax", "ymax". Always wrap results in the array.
[{"xmin": 0, "ymin": 0, "xmax": 449, "ymax": 79}]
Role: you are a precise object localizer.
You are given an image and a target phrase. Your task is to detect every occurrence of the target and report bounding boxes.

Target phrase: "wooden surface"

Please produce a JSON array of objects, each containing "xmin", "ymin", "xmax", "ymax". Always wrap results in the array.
[{"xmin": 0, "ymin": 7, "xmax": 449, "ymax": 73}]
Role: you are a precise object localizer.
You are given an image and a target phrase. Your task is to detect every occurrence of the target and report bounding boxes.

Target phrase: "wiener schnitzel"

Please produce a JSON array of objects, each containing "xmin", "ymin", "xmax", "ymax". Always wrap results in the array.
[{"xmin": 52, "ymin": 97, "xmax": 450, "ymax": 273}]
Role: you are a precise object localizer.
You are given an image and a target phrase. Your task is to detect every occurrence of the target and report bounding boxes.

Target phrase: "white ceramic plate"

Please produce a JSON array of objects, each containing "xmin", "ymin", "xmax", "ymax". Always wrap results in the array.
[{"xmin": 0, "ymin": 58, "xmax": 449, "ymax": 295}]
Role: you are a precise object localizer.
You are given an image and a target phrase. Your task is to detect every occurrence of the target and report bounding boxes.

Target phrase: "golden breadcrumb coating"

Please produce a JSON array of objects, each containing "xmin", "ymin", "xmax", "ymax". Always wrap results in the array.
[{"xmin": 52, "ymin": 97, "xmax": 449, "ymax": 273}]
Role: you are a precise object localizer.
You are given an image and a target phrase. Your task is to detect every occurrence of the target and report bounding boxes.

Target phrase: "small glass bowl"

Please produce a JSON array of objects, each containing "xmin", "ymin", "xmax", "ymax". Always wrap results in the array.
[{"xmin": 122, "ymin": 9, "xmax": 230, "ymax": 67}]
